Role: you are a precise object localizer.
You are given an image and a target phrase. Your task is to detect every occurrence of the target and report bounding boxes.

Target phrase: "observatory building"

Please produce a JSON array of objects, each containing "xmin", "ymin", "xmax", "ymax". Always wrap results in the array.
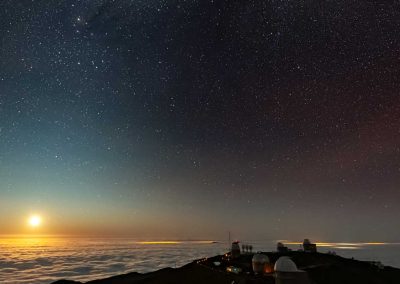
[
  {"xmin": 274, "ymin": 256, "xmax": 311, "ymax": 284},
  {"xmin": 231, "ymin": 241, "xmax": 241, "ymax": 258},
  {"xmin": 252, "ymin": 253, "xmax": 271, "ymax": 274},
  {"xmin": 302, "ymin": 239, "xmax": 317, "ymax": 253},
  {"xmin": 277, "ymin": 242, "xmax": 289, "ymax": 253}
]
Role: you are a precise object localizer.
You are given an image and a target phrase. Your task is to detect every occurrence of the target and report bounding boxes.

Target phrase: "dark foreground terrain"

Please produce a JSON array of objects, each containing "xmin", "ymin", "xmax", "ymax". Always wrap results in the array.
[{"xmin": 53, "ymin": 251, "xmax": 400, "ymax": 284}]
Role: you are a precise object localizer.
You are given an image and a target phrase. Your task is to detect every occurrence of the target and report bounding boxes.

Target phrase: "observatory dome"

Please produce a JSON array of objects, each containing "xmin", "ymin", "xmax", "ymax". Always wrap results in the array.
[
  {"xmin": 274, "ymin": 256, "xmax": 298, "ymax": 272},
  {"xmin": 252, "ymin": 253, "xmax": 270, "ymax": 274}
]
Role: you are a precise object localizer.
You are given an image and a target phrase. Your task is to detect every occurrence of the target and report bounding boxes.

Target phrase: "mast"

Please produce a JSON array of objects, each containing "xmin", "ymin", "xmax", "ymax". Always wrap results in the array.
[{"xmin": 228, "ymin": 231, "xmax": 231, "ymax": 252}]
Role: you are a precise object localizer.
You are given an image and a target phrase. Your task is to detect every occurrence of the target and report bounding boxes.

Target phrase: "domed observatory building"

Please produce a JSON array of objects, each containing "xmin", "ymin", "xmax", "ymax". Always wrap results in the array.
[
  {"xmin": 252, "ymin": 253, "xmax": 271, "ymax": 274},
  {"xmin": 277, "ymin": 242, "xmax": 289, "ymax": 253},
  {"xmin": 303, "ymin": 239, "xmax": 317, "ymax": 253},
  {"xmin": 274, "ymin": 256, "xmax": 310, "ymax": 284},
  {"xmin": 231, "ymin": 241, "xmax": 241, "ymax": 258}
]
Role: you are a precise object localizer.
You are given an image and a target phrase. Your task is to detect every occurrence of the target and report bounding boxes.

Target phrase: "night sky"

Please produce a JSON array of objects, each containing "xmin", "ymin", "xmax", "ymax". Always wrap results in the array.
[{"xmin": 1, "ymin": 0, "xmax": 400, "ymax": 241}]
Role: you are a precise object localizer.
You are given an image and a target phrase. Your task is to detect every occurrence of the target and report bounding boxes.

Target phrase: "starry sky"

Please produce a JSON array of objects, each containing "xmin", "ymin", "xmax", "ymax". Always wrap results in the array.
[{"xmin": 1, "ymin": 0, "xmax": 400, "ymax": 241}]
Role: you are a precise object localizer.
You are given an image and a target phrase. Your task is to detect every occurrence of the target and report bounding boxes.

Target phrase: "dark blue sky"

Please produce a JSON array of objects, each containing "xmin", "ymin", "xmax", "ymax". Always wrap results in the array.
[{"xmin": 1, "ymin": 0, "xmax": 400, "ymax": 241}]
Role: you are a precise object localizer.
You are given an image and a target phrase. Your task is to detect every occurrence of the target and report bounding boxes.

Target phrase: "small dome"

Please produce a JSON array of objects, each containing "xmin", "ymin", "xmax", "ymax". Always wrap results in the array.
[
  {"xmin": 274, "ymin": 256, "xmax": 298, "ymax": 272},
  {"xmin": 303, "ymin": 239, "xmax": 311, "ymax": 245},
  {"xmin": 252, "ymin": 253, "xmax": 269, "ymax": 263}
]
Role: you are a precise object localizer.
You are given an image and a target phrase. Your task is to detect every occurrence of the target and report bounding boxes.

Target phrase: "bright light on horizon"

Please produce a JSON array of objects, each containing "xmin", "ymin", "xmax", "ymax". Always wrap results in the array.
[
  {"xmin": 28, "ymin": 215, "xmax": 42, "ymax": 228},
  {"xmin": 137, "ymin": 241, "xmax": 181, "ymax": 245},
  {"xmin": 136, "ymin": 240, "xmax": 216, "ymax": 245}
]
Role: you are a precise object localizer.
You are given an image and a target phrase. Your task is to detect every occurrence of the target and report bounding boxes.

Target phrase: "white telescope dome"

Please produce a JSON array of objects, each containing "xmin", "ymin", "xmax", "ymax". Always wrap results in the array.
[{"xmin": 274, "ymin": 256, "xmax": 298, "ymax": 272}]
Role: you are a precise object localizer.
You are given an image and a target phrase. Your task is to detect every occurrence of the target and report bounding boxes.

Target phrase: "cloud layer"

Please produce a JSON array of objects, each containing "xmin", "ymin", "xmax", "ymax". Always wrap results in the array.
[
  {"xmin": 0, "ymin": 238, "xmax": 399, "ymax": 284},
  {"xmin": 0, "ymin": 238, "xmax": 227, "ymax": 284}
]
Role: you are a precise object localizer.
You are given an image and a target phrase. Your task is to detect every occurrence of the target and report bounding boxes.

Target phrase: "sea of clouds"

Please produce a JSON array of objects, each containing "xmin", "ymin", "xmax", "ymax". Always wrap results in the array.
[
  {"xmin": 0, "ymin": 238, "xmax": 399, "ymax": 284},
  {"xmin": 0, "ymin": 238, "xmax": 228, "ymax": 284}
]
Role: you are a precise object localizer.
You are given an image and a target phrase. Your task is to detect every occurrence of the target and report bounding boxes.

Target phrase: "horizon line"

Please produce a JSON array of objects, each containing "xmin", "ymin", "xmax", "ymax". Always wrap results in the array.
[{"xmin": 1, "ymin": 235, "xmax": 399, "ymax": 245}]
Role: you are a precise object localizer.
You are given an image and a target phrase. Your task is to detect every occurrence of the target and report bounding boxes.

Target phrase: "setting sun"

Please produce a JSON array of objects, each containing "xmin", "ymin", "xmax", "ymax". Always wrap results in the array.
[{"xmin": 28, "ymin": 215, "xmax": 42, "ymax": 227}]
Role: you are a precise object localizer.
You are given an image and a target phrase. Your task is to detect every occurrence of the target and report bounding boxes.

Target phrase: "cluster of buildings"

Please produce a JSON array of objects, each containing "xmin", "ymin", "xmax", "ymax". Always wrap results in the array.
[
  {"xmin": 277, "ymin": 239, "xmax": 317, "ymax": 253},
  {"xmin": 225, "ymin": 239, "xmax": 319, "ymax": 283}
]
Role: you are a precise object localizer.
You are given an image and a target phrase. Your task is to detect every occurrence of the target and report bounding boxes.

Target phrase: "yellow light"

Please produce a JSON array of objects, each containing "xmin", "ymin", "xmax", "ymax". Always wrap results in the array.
[
  {"xmin": 136, "ymin": 240, "xmax": 216, "ymax": 245},
  {"xmin": 137, "ymin": 241, "xmax": 181, "ymax": 245},
  {"xmin": 28, "ymin": 215, "xmax": 42, "ymax": 227}
]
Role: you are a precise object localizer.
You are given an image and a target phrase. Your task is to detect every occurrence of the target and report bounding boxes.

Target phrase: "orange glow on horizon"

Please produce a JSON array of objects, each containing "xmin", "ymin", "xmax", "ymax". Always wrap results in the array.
[
  {"xmin": 136, "ymin": 240, "xmax": 216, "ymax": 245},
  {"xmin": 137, "ymin": 241, "xmax": 181, "ymax": 245}
]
